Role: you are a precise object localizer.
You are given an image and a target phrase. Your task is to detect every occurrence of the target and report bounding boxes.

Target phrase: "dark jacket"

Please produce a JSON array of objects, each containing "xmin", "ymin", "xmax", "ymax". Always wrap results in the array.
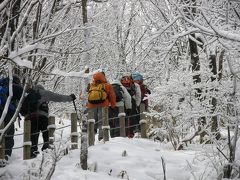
[
  {"xmin": 0, "ymin": 77, "xmax": 23, "ymax": 114},
  {"xmin": 26, "ymin": 85, "xmax": 72, "ymax": 118}
]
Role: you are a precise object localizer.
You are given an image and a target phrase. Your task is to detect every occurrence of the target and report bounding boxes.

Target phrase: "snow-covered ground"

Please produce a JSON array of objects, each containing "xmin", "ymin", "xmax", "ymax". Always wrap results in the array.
[{"xmin": 0, "ymin": 118, "xmax": 222, "ymax": 180}]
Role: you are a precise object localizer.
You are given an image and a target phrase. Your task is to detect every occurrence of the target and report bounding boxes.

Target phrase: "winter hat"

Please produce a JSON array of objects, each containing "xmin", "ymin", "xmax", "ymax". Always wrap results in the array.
[
  {"xmin": 121, "ymin": 72, "xmax": 131, "ymax": 77},
  {"xmin": 131, "ymin": 72, "xmax": 143, "ymax": 81}
]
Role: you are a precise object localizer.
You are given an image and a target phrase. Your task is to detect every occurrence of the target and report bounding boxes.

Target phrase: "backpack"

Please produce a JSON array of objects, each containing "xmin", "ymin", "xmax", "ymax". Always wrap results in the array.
[
  {"xmin": 112, "ymin": 84, "xmax": 123, "ymax": 102},
  {"xmin": 20, "ymin": 89, "xmax": 48, "ymax": 116},
  {"xmin": 88, "ymin": 83, "xmax": 107, "ymax": 104},
  {"xmin": 126, "ymin": 83, "xmax": 136, "ymax": 97},
  {"xmin": 0, "ymin": 78, "xmax": 16, "ymax": 111}
]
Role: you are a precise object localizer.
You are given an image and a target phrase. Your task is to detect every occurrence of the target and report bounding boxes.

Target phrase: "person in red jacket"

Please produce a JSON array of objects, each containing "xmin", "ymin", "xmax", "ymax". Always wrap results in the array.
[{"xmin": 87, "ymin": 72, "xmax": 116, "ymax": 141}]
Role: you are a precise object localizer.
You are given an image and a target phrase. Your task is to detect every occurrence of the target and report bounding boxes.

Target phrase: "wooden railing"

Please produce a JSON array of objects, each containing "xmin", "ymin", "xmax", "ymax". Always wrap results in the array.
[{"xmin": 0, "ymin": 103, "xmax": 147, "ymax": 160}]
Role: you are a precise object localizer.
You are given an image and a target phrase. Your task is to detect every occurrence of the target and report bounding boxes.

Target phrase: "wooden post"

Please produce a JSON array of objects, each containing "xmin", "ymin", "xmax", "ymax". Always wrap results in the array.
[
  {"xmin": 80, "ymin": 116, "xmax": 88, "ymax": 170},
  {"xmin": 118, "ymin": 106, "xmax": 126, "ymax": 137},
  {"xmin": 48, "ymin": 116, "xmax": 55, "ymax": 147},
  {"xmin": 71, "ymin": 113, "xmax": 78, "ymax": 149},
  {"xmin": 23, "ymin": 119, "xmax": 31, "ymax": 160},
  {"xmin": 88, "ymin": 111, "xmax": 95, "ymax": 146},
  {"xmin": 0, "ymin": 122, "xmax": 5, "ymax": 160},
  {"xmin": 102, "ymin": 107, "xmax": 109, "ymax": 142},
  {"xmin": 140, "ymin": 103, "xmax": 147, "ymax": 138}
]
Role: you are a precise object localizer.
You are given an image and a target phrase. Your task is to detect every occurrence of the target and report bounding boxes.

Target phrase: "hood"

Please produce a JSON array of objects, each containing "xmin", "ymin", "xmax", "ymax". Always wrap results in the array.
[{"xmin": 93, "ymin": 72, "xmax": 107, "ymax": 83}]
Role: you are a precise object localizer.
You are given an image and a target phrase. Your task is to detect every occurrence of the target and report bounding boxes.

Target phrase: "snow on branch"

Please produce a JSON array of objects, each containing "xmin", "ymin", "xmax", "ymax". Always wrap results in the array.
[
  {"xmin": 172, "ymin": 28, "xmax": 200, "ymax": 39},
  {"xmin": 33, "ymin": 26, "xmax": 103, "ymax": 44},
  {"xmin": 10, "ymin": 0, "xmax": 39, "ymax": 44},
  {"xmin": 8, "ymin": 44, "xmax": 45, "ymax": 59},
  {"xmin": 51, "ymin": 68, "xmax": 100, "ymax": 78},
  {"xmin": 179, "ymin": 10, "xmax": 240, "ymax": 42},
  {"xmin": 0, "ymin": 0, "xmax": 11, "ymax": 12},
  {"xmin": 5, "ymin": 43, "xmax": 46, "ymax": 69},
  {"xmin": 10, "ymin": 57, "xmax": 33, "ymax": 69},
  {"xmin": 147, "ymin": 15, "xmax": 182, "ymax": 42}
]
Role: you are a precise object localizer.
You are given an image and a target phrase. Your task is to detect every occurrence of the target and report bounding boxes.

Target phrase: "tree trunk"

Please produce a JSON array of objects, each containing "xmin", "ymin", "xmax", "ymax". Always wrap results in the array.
[
  {"xmin": 186, "ymin": 0, "xmax": 207, "ymax": 143},
  {"xmin": 80, "ymin": 0, "xmax": 89, "ymax": 170},
  {"xmin": 209, "ymin": 54, "xmax": 220, "ymax": 139},
  {"xmin": 189, "ymin": 35, "xmax": 206, "ymax": 143}
]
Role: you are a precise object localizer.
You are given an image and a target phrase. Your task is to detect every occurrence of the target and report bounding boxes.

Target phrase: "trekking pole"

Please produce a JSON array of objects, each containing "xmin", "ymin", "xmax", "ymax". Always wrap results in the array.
[
  {"xmin": 72, "ymin": 100, "xmax": 83, "ymax": 129},
  {"xmin": 17, "ymin": 115, "xmax": 21, "ymax": 128},
  {"xmin": 72, "ymin": 100, "xmax": 80, "ymax": 120}
]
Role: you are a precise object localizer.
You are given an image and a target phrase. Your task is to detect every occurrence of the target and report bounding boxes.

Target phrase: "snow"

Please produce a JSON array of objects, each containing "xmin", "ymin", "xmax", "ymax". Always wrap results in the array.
[
  {"xmin": 51, "ymin": 69, "xmax": 100, "ymax": 78},
  {"xmin": 0, "ymin": 118, "xmax": 223, "ymax": 180}
]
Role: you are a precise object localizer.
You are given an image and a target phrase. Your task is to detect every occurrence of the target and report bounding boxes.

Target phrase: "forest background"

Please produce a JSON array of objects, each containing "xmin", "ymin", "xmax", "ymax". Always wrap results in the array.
[{"xmin": 1, "ymin": 0, "xmax": 240, "ymax": 179}]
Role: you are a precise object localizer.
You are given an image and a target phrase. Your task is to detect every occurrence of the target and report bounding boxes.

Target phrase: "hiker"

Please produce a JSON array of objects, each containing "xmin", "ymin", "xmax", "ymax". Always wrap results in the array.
[
  {"xmin": 120, "ymin": 75, "xmax": 141, "ymax": 138},
  {"xmin": 109, "ymin": 80, "xmax": 132, "ymax": 138},
  {"xmin": 87, "ymin": 72, "xmax": 116, "ymax": 141},
  {"xmin": 79, "ymin": 67, "xmax": 91, "ymax": 113},
  {"xmin": 20, "ymin": 84, "xmax": 76, "ymax": 158},
  {"xmin": 0, "ymin": 75, "xmax": 23, "ymax": 166},
  {"xmin": 131, "ymin": 72, "xmax": 151, "ymax": 111}
]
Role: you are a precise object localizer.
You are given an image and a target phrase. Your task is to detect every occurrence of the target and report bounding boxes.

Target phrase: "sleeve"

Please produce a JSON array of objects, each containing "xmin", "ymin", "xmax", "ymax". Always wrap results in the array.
[
  {"xmin": 107, "ymin": 84, "xmax": 116, "ymax": 108},
  {"xmin": 121, "ymin": 86, "xmax": 132, "ymax": 109},
  {"xmin": 135, "ymin": 83, "xmax": 141, "ymax": 106},
  {"xmin": 40, "ymin": 89, "xmax": 72, "ymax": 102}
]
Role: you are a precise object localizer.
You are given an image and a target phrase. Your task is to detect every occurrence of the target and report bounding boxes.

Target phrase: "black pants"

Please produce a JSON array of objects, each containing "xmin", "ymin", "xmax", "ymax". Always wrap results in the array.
[
  {"xmin": 126, "ymin": 100, "xmax": 140, "ymax": 137},
  {"xmin": 0, "ymin": 111, "xmax": 15, "ymax": 157},
  {"xmin": 30, "ymin": 115, "xmax": 49, "ymax": 154},
  {"xmin": 109, "ymin": 107, "xmax": 120, "ymax": 138}
]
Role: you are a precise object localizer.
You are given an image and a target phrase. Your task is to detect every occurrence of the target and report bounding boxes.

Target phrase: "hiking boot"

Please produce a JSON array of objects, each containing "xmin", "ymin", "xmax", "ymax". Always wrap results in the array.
[
  {"xmin": 128, "ymin": 133, "xmax": 134, "ymax": 138},
  {"xmin": 4, "ymin": 155, "xmax": 9, "ymax": 161},
  {"xmin": 0, "ymin": 158, "xmax": 8, "ymax": 168},
  {"xmin": 98, "ymin": 136, "xmax": 103, "ymax": 141},
  {"xmin": 41, "ymin": 143, "xmax": 50, "ymax": 151},
  {"xmin": 31, "ymin": 151, "xmax": 39, "ymax": 159}
]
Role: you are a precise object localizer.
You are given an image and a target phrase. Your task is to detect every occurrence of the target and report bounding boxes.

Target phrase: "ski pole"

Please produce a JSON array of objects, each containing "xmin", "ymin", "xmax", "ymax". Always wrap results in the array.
[
  {"xmin": 72, "ymin": 99, "xmax": 80, "ymax": 121},
  {"xmin": 72, "ymin": 99, "xmax": 84, "ymax": 125}
]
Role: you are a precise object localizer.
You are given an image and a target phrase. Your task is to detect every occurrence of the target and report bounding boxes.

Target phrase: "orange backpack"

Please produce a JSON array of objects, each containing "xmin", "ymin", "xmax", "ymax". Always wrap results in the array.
[{"xmin": 88, "ymin": 83, "xmax": 107, "ymax": 104}]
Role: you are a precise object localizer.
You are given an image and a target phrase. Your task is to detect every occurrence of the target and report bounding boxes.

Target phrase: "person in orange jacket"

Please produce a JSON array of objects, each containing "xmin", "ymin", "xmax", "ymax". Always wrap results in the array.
[{"xmin": 87, "ymin": 71, "xmax": 116, "ymax": 141}]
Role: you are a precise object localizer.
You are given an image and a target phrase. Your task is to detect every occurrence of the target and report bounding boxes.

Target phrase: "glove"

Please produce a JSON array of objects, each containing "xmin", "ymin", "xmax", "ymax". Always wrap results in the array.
[{"xmin": 70, "ymin": 94, "xmax": 76, "ymax": 101}]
